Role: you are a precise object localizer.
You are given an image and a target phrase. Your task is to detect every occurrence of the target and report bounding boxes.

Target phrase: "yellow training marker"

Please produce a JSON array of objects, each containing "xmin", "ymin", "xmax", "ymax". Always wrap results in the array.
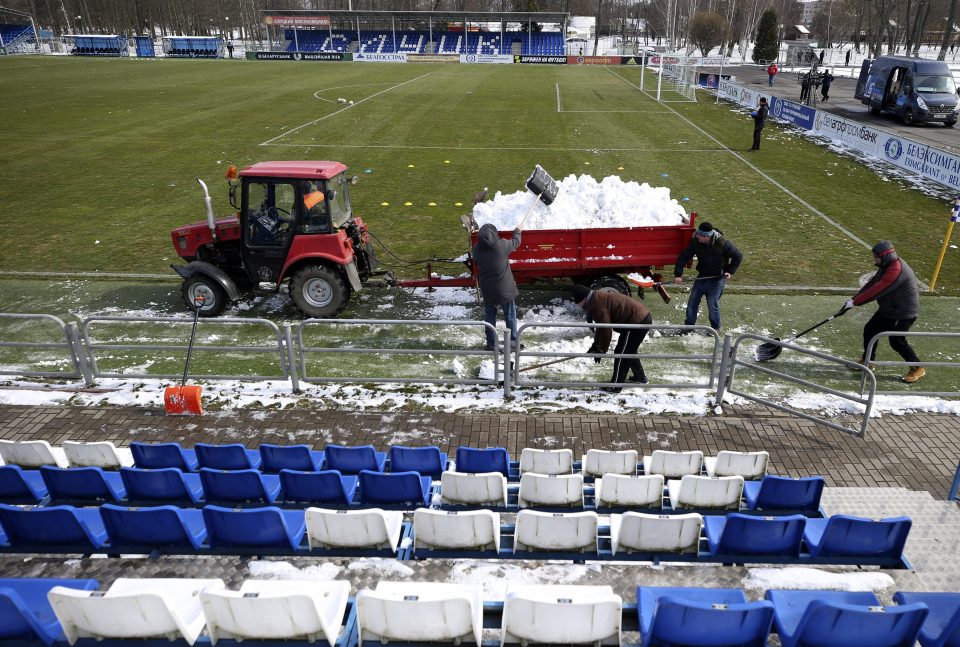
[
  {"xmin": 380, "ymin": 202, "xmax": 389, "ymax": 206},
  {"xmin": 443, "ymin": 160, "xmax": 450, "ymax": 164},
  {"xmin": 407, "ymin": 164, "xmax": 415, "ymax": 168},
  {"xmin": 404, "ymin": 201, "xmax": 413, "ymax": 206},
  {"xmin": 428, "ymin": 202, "xmax": 437, "ymax": 206},
  {"xmin": 617, "ymin": 166, "xmax": 625, "ymax": 170},
  {"xmin": 584, "ymin": 161, "xmax": 591, "ymax": 165},
  {"xmin": 454, "ymin": 202, "xmax": 463, "ymax": 207}
]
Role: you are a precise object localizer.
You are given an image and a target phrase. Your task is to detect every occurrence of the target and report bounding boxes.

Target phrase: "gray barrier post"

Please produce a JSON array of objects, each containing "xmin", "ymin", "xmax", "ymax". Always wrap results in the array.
[
  {"xmin": 67, "ymin": 322, "xmax": 95, "ymax": 387},
  {"xmin": 285, "ymin": 324, "xmax": 300, "ymax": 394}
]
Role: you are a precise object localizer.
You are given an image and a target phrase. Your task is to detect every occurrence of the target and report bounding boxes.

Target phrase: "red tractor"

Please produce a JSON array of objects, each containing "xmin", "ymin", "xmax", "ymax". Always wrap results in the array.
[{"xmin": 170, "ymin": 161, "xmax": 379, "ymax": 318}]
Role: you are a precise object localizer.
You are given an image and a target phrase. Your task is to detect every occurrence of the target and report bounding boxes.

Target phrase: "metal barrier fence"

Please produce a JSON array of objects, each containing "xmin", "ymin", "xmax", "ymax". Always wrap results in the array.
[
  {"xmin": 0, "ymin": 314, "xmax": 85, "ymax": 382},
  {"xmin": 862, "ymin": 331, "xmax": 960, "ymax": 397}
]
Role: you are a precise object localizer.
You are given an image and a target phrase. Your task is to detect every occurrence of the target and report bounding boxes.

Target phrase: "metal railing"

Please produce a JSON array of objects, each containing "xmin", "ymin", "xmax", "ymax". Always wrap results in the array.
[
  {"xmin": 0, "ymin": 314, "xmax": 84, "ymax": 382},
  {"xmin": 862, "ymin": 331, "xmax": 960, "ymax": 397}
]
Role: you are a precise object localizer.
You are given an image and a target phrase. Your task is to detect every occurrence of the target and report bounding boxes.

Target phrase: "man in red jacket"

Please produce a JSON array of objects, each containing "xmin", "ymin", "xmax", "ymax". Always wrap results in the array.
[{"xmin": 573, "ymin": 285, "xmax": 652, "ymax": 392}]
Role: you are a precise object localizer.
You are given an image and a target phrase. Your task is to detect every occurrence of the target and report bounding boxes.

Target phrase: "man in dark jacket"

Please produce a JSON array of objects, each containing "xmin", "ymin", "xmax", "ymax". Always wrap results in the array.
[
  {"xmin": 821, "ymin": 69, "xmax": 834, "ymax": 101},
  {"xmin": 842, "ymin": 240, "xmax": 924, "ymax": 383},
  {"xmin": 572, "ymin": 284, "xmax": 652, "ymax": 391},
  {"xmin": 673, "ymin": 221, "xmax": 742, "ymax": 331},
  {"xmin": 473, "ymin": 223, "xmax": 521, "ymax": 351},
  {"xmin": 749, "ymin": 97, "xmax": 768, "ymax": 151}
]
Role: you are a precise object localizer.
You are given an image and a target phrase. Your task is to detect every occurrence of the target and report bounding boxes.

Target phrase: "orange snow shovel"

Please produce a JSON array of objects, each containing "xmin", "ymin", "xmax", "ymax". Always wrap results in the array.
[{"xmin": 164, "ymin": 295, "xmax": 205, "ymax": 415}]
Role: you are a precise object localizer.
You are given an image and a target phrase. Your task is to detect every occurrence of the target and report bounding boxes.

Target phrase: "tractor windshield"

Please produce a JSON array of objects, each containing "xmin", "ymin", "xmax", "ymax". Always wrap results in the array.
[{"xmin": 328, "ymin": 173, "xmax": 352, "ymax": 229}]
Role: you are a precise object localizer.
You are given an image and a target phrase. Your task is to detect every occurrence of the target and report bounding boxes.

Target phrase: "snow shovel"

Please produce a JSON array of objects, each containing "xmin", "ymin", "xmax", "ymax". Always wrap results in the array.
[
  {"xmin": 627, "ymin": 273, "xmax": 671, "ymax": 304},
  {"xmin": 755, "ymin": 305, "xmax": 850, "ymax": 362},
  {"xmin": 164, "ymin": 295, "xmax": 205, "ymax": 415},
  {"xmin": 516, "ymin": 165, "xmax": 559, "ymax": 230}
]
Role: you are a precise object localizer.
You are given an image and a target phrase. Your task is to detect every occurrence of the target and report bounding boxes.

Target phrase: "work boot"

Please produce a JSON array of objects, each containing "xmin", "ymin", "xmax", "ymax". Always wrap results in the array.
[
  {"xmin": 857, "ymin": 354, "xmax": 875, "ymax": 370},
  {"xmin": 902, "ymin": 366, "xmax": 926, "ymax": 383},
  {"xmin": 628, "ymin": 374, "xmax": 649, "ymax": 384}
]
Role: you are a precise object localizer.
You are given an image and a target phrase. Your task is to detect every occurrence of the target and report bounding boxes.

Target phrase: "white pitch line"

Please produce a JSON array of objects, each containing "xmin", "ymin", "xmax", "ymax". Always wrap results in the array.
[
  {"xmin": 556, "ymin": 83, "xmax": 561, "ymax": 113},
  {"xmin": 261, "ymin": 71, "xmax": 434, "ymax": 146},
  {"xmin": 313, "ymin": 81, "xmax": 399, "ymax": 103},
  {"xmin": 560, "ymin": 109, "xmax": 669, "ymax": 113},
  {"xmin": 266, "ymin": 142, "xmax": 729, "ymax": 153}
]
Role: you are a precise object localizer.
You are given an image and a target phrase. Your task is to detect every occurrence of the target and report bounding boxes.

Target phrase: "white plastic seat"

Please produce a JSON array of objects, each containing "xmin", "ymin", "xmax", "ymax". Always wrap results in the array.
[
  {"xmin": 356, "ymin": 581, "xmax": 483, "ymax": 646},
  {"xmin": 501, "ymin": 584, "xmax": 622, "ymax": 646},
  {"xmin": 0, "ymin": 439, "xmax": 68, "ymax": 468},
  {"xmin": 642, "ymin": 450, "xmax": 704, "ymax": 478},
  {"xmin": 413, "ymin": 508, "xmax": 500, "ymax": 552},
  {"xmin": 583, "ymin": 449, "xmax": 638, "ymax": 477},
  {"xmin": 513, "ymin": 510, "xmax": 598, "ymax": 553},
  {"xmin": 517, "ymin": 473, "xmax": 583, "ymax": 508},
  {"xmin": 667, "ymin": 475, "xmax": 744, "ymax": 510},
  {"xmin": 49, "ymin": 578, "xmax": 225, "ymax": 645},
  {"xmin": 610, "ymin": 511, "xmax": 703, "ymax": 555},
  {"xmin": 519, "ymin": 448, "xmax": 573, "ymax": 475},
  {"xmin": 595, "ymin": 474, "xmax": 664, "ymax": 508},
  {"xmin": 304, "ymin": 507, "xmax": 403, "ymax": 550},
  {"xmin": 201, "ymin": 579, "xmax": 349, "ymax": 646},
  {"xmin": 62, "ymin": 440, "xmax": 134, "ymax": 469},
  {"xmin": 440, "ymin": 471, "xmax": 508, "ymax": 506},
  {"xmin": 704, "ymin": 450, "xmax": 769, "ymax": 479}
]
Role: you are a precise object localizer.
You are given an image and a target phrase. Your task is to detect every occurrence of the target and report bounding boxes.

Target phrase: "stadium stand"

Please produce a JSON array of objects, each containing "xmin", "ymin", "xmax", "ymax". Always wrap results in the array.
[
  {"xmin": 277, "ymin": 29, "xmax": 562, "ymax": 55},
  {"xmin": 0, "ymin": 24, "xmax": 36, "ymax": 53}
]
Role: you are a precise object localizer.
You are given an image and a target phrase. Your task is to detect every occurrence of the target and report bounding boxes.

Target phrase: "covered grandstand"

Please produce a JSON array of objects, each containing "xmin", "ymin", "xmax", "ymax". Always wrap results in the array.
[
  {"xmin": 0, "ymin": 5, "xmax": 38, "ymax": 54},
  {"xmin": 63, "ymin": 34, "xmax": 127, "ymax": 57}
]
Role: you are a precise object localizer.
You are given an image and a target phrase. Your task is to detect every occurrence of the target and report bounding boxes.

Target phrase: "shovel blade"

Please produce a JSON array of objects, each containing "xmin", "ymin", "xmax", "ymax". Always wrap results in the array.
[
  {"xmin": 164, "ymin": 385, "xmax": 203, "ymax": 415},
  {"xmin": 525, "ymin": 165, "xmax": 559, "ymax": 205}
]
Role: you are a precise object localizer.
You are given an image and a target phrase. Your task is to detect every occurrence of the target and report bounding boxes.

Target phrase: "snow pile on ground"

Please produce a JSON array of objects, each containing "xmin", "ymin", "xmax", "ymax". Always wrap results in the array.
[{"xmin": 472, "ymin": 174, "xmax": 688, "ymax": 231}]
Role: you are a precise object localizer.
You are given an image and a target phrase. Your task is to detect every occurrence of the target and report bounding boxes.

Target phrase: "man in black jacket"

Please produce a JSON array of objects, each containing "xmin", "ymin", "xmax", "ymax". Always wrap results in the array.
[
  {"xmin": 673, "ymin": 221, "xmax": 743, "ymax": 332},
  {"xmin": 473, "ymin": 223, "xmax": 522, "ymax": 351},
  {"xmin": 749, "ymin": 97, "xmax": 768, "ymax": 151}
]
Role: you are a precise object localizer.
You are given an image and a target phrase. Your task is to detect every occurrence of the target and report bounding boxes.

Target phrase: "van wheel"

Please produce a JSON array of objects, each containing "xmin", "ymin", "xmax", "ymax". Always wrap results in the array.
[{"xmin": 903, "ymin": 109, "xmax": 916, "ymax": 125}]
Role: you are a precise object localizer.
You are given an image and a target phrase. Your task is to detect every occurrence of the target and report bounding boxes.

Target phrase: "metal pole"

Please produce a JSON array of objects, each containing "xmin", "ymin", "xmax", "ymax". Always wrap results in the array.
[
  {"xmin": 503, "ymin": 330, "xmax": 512, "ymax": 398},
  {"xmin": 657, "ymin": 53, "xmax": 664, "ymax": 100},
  {"xmin": 391, "ymin": 15, "xmax": 396, "ymax": 52},
  {"xmin": 715, "ymin": 57, "xmax": 724, "ymax": 104},
  {"xmin": 68, "ymin": 322, "xmax": 95, "ymax": 387},
  {"xmin": 930, "ymin": 196, "xmax": 960, "ymax": 290},
  {"xmin": 285, "ymin": 325, "xmax": 300, "ymax": 393},
  {"xmin": 293, "ymin": 27, "xmax": 299, "ymax": 52},
  {"xmin": 429, "ymin": 16, "xmax": 432, "ymax": 53},
  {"xmin": 356, "ymin": 16, "xmax": 360, "ymax": 51}
]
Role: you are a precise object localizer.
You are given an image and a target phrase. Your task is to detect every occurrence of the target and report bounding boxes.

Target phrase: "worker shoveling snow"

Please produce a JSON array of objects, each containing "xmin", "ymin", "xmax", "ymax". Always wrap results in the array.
[{"xmin": 473, "ymin": 174, "xmax": 688, "ymax": 230}]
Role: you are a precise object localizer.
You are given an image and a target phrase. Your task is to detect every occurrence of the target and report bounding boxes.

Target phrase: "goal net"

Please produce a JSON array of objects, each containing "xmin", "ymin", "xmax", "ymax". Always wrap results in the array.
[{"xmin": 641, "ymin": 52, "xmax": 698, "ymax": 103}]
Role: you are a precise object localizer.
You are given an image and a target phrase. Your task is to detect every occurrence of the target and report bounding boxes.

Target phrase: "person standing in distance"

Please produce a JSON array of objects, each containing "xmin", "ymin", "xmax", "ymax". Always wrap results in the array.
[
  {"xmin": 749, "ymin": 97, "xmax": 768, "ymax": 151},
  {"xmin": 821, "ymin": 69, "xmax": 834, "ymax": 101},
  {"xmin": 673, "ymin": 221, "xmax": 743, "ymax": 332},
  {"xmin": 473, "ymin": 223, "xmax": 522, "ymax": 352},
  {"xmin": 767, "ymin": 62, "xmax": 779, "ymax": 86}
]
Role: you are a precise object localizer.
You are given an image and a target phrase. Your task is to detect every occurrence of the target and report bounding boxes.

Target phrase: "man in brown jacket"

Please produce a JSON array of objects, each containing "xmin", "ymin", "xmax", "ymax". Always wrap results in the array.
[{"xmin": 572, "ymin": 284, "xmax": 652, "ymax": 391}]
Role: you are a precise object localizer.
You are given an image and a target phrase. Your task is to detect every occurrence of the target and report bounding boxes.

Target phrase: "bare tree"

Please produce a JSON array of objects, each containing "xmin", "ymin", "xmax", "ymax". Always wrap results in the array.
[{"xmin": 688, "ymin": 9, "xmax": 727, "ymax": 54}]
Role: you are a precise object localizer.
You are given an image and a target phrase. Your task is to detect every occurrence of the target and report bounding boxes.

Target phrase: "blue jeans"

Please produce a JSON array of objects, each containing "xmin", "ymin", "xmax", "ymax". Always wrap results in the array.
[
  {"xmin": 685, "ymin": 277, "xmax": 726, "ymax": 330},
  {"xmin": 768, "ymin": 74, "xmax": 775, "ymax": 86},
  {"xmin": 484, "ymin": 300, "xmax": 518, "ymax": 350}
]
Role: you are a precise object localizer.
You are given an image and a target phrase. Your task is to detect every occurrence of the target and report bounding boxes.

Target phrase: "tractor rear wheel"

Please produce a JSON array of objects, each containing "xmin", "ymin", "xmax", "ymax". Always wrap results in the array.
[
  {"xmin": 182, "ymin": 275, "xmax": 228, "ymax": 317},
  {"xmin": 590, "ymin": 274, "xmax": 632, "ymax": 296},
  {"xmin": 291, "ymin": 265, "xmax": 348, "ymax": 318}
]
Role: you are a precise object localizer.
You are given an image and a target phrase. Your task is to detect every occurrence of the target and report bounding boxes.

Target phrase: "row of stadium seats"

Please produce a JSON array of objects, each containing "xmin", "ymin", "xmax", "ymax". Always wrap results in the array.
[
  {"xmin": 5, "ymin": 577, "xmax": 955, "ymax": 646},
  {"xmin": 165, "ymin": 48, "xmax": 218, "ymax": 58},
  {"xmin": 280, "ymin": 29, "xmax": 564, "ymax": 54},
  {"xmin": 0, "ymin": 24, "xmax": 33, "ymax": 44}
]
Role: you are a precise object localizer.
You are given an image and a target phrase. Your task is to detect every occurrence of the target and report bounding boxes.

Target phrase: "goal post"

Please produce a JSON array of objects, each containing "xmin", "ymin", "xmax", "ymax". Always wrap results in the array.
[{"xmin": 640, "ymin": 52, "xmax": 698, "ymax": 103}]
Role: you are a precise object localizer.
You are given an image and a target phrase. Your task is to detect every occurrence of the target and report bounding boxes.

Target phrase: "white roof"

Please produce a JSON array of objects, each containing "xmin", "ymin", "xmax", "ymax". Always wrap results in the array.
[{"xmin": 794, "ymin": 25, "xmax": 810, "ymax": 34}]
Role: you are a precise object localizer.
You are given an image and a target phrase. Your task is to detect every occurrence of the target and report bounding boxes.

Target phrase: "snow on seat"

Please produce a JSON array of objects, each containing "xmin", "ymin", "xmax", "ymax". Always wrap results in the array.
[
  {"xmin": 892, "ymin": 591, "xmax": 960, "ymax": 647},
  {"xmin": 130, "ymin": 442, "xmax": 198, "ymax": 471},
  {"xmin": 357, "ymin": 581, "xmax": 483, "ymax": 646},
  {"xmin": 513, "ymin": 510, "xmax": 598, "ymax": 553},
  {"xmin": 440, "ymin": 471, "xmax": 508, "ymax": 506},
  {"xmin": 519, "ymin": 448, "xmax": 573, "ymax": 475},
  {"xmin": 0, "ymin": 440, "xmax": 67, "ymax": 469},
  {"xmin": 743, "ymin": 475, "xmax": 825, "ymax": 512},
  {"xmin": 413, "ymin": 508, "xmax": 500, "ymax": 552},
  {"xmin": 642, "ymin": 450, "xmax": 703, "ymax": 479},
  {"xmin": 0, "ymin": 577, "xmax": 99, "ymax": 645},
  {"xmin": 703, "ymin": 450, "xmax": 768, "ymax": 480},
  {"xmin": 667, "ymin": 475, "xmax": 744, "ymax": 510},
  {"xmin": 258, "ymin": 444, "xmax": 325, "ymax": 473},
  {"xmin": 501, "ymin": 584, "xmax": 622, "ymax": 646},
  {"xmin": 517, "ymin": 473, "xmax": 583, "ymax": 508},
  {"xmin": 201, "ymin": 579, "xmax": 349, "ymax": 646},
  {"xmin": 49, "ymin": 578, "xmax": 225, "ymax": 645},
  {"xmin": 305, "ymin": 507, "xmax": 403, "ymax": 551},
  {"xmin": 62, "ymin": 441, "xmax": 133, "ymax": 469},
  {"xmin": 0, "ymin": 465, "xmax": 48, "ymax": 504},
  {"xmin": 638, "ymin": 586, "xmax": 774, "ymax": 647},
  {"xmin": 194, "ymin": 443, "xmax": 261, "ymax": 471},
  {"xmin": 595, "ymin": 474, "xmax": 664, "ymax": 508},
  {"xmin": 804, "ymin": 515, "xmax": 912, "ymax": 560},
  {"xmin": 583, "ymin": 449, "xmax": 638, "ymax": 477},
  {"xmin": 610, "ymin": 512, "xmax": 703, "ymax": 555}
]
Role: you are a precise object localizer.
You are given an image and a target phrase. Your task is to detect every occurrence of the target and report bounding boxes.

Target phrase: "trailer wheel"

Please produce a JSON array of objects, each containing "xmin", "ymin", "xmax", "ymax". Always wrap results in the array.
[
  {"xmin": 182, "ymin": 275, "xmax": 228, "ymax": 317},
  {"xmin": 591, "ymin": 275, "xmax": 631, "ymax": 296},
  {"xmin": 291, "ymin": 265, "xmax": 348, "ymax": 318}
]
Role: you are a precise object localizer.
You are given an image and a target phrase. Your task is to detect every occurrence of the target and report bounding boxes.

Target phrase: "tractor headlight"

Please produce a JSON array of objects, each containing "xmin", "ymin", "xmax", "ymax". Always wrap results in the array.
[{"xmin": 916, "ymin": 96, "xmax": 928, "ymax": 111}]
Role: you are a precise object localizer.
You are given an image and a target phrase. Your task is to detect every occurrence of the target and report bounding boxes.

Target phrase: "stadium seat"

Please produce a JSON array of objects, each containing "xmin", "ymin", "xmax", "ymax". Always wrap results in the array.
[
  {"xmin": 49, "ymin": 578, "xmax": 225, "ymax": 644},
  {"xmin": 201, "ymin": 579, "xmax": 350, "ymax": 646},
  {"xmin": 440, "ymin": 471, "xmax": 508, "ymax": 506},
  {"xmin": 703, "ymin": 450, "xmax": 769, "ymax": 479},
  {"xmin": 0, "ymin": 577, "xmax": 99, "ymax": 645},
  {"xmin": 595, "ymin": 474, "xmax": 664, "ymax": 508},
  {"xmin": 583, "ymin": 449, "xmax": 638, "ymax": 477},
  {"xmin": 304, "ymin": 507, "xmax": 403, "ymax": 551},
  {"xmin": 202, "ymin": 505, "xmax": 305, "ymax": 551},
  {"xmin": 358, "ymin": 470, "xmax": 431, "ymax": 506},
  {"xmin": 389, "ymin": 445, "xmax": 448, "ymax": 479},
  {"xmin": 455, "ymin": 446, "xmax": 510, "ymax": 477},
  {"xmin": 62, "ymin": 440, "xmax": 133, "ymax": 469},
  {"xmin": 258, "ymin": 444, "xmax": 325, "ymax": 473},
  {"xmin": 198, "ymin": 468, "xmax": 280, "ymax": 505},
  {"xmin": 413, "ymin": 508, "xmax": 500, "ymax": 552},
  {"xmin": 667, "ymin": 475, "xmax": 744, "ymax": 510},
  {"xmin": 704, "ymin": 513, "xmax": 806, "ymax": 558},
  {"xmin": 610, "ymin": 512, "xmax": 703, "ymax": 555},
  {"xmin": 517, "ymin": 473, "xmax": 584, "ymax": 507},
  {"xmin": 194, "ymin": 443, "xmax": 261, "ymax": 470},
  {"xmin": 502, "ymin": 584, "xmax": 622, "ymax": 646},
  {"xmin": 39, "ymin": 466, "xmax": 126, "ymax": 504},
  {"xmin": 0, "ymin": 439, "xmax": 67, "ymax": 468},
  {"xmin": 803, "ymin": 514, "xmax": 911, "ymax": 559},
  {"xmin": 130, "ymin": 442, "xmax": 199, "ymax": 471},
  {"xmin": 638, "ymin": 586, "xmax": 774, "ymax": 647},
  {"xmin": 743, "ymin": 475, "xmax": 825, "ymax": 512},
  {"xmin": 513, "ymin": 510, "xmax": 598, "ymax": 553},
  {"xmin": 357, "ymin": 582, "xmax": 483, "ymax": 646},
  {"xmin": 766, "ymin": 589, "xmax": 928, "ymax": 647},
  {"xmin": 0, "ymin": 465, "xmax": 47, "ymax": 504},
  {"xmin": 119, "ymin": 466, "xmax": 203, "ymax": 505},
  {"xmin": 100, "ymin": 504, "xmax": 207, "ymax": 551},
  {"xmin": 643, "ymin": 450, "xmax": 704, "ymax": 478},
  {"xmin": 278, "ymin": 469, "xmax": 358, "ymax": 505},
  {"xmin": 0, "ymin": 504, "xmax": 107, "ymax": 551},
  {"xmin": 323, "ymin": 444, "xmax": 386, "ymax": 474},
  {"xmin": 892, "ymin": 591, "xmax": 960, "ymax": 647},
  {"xmin": 519, "ymin": 448, "xmax": 573, "ymax": 475}
]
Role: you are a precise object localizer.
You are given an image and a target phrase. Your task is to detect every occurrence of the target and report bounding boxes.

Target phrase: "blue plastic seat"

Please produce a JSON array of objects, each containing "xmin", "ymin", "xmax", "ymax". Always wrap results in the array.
[
  {"xmin": 278, "ymin": 469, "xmax": 358, "ymax": 505},
  {"xmin": 893, "ymin": 592, "xmax": 960, "ymax": 647},
  {"xmin": 199, "ymin": 468, "xmax": 280, "ymax": 505},
  {"xmin": 638, "ymin": 586, "xmax": 774, "ymax": 647},
  {"xmin": 259, "ymin": 444, "xmax": 325, "ymax": 473},
  {"xmin": 0, "ymin": 466, "xmax": 47, "ymax": 504},
  {"xmin": 324, "ymin": 444, "xmax": 386, "ymax": 474},
  {"xmin": 38, "ymin": 466, "xmax": 125, "ymax": 504},
  {"xmin": 100, "ymin": 504, "xmax": 206, "ymax": 550},
  {"xmin": 743, "ymin": 476, "xmax": 825, "ymax": 511},
  {"xmin": 767, "ymin": 589, "xmax": 928, "ymax": 647},
  {"xmin": 704, "ymin": 513, "xmax": 806, "ymax": 558},
  {"xmin": 202, "ymin": 505, "xmax": 305, "ymax": 551},
  {"xmin": 389, "ymin": 446, "xmax": 448, "ymax": 479},
  {"xmin": 130, "ymin": 441, "xmax": 199, "ymax": 471},
  {"xmin": 804, "ymin": 515, "xmax": 911, "ymax": 560},
  {"xmin": 455, "ymin": 447, "xmax": 510, "ymax": 477},
  {"xmin": 358, "ymin": 470, "xmax": 431, "ymax": 506},
  {"xmin": 0, "ymin": 504, "xmax": 107, "ymax": 551},
  {"xmin": 0, "ymin": 577, "xmax": 99, "ymax": 644},
  {"xmin": 119, "ymin": 467, "xmax": 203, "ymax": 504},
  {"xmin": 195, "ymin": 443, "xmax": 262, "ymax": 470}
]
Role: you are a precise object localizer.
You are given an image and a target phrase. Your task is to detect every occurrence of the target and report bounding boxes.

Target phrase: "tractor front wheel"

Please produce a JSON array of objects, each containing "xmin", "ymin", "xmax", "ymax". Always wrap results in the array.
[
  {"xmin": 182, "ymin": 275, "xmax": 228, "ymax": 317},
  {"xmin": 291, "ymin": 265, "xmax": 349, "ymax": 318}
]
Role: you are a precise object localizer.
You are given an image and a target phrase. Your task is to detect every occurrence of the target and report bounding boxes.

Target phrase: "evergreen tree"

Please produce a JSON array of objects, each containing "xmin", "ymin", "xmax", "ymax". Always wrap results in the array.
[{"xmin": 753, "ymin": 9, "xmax": 779, "ymax": 64}]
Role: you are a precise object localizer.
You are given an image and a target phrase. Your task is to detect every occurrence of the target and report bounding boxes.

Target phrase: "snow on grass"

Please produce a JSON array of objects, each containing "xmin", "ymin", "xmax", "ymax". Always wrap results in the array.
[{"xmin": 744, "ymin": 567, "xmax": 895, "ymax": 592}]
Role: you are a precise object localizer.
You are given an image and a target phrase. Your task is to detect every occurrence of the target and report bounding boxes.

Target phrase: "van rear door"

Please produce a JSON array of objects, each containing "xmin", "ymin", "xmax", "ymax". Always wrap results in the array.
[{"xmin": 855, "ymin": 60, "xmax": 872, "ymax": 100}]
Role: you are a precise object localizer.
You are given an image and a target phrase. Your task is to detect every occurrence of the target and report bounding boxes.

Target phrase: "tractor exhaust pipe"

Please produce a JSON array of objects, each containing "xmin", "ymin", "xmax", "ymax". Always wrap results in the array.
[{"xmin": 197, "ymin": 178, "xmax": 217, "ymax": 241}]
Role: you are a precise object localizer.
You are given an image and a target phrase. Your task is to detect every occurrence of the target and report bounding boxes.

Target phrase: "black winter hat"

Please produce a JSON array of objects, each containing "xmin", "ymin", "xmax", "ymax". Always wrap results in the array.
[
  {"xmin": 572, "ymin": 284, "xmax": 591, "ymax": 304},
  {"xmin": 872, "ymin": 240, "xmax": 898, "ymax": 265},
  {"xmin": 696, "ymin": 222, "xmax": 716, "ymax": 237}
]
